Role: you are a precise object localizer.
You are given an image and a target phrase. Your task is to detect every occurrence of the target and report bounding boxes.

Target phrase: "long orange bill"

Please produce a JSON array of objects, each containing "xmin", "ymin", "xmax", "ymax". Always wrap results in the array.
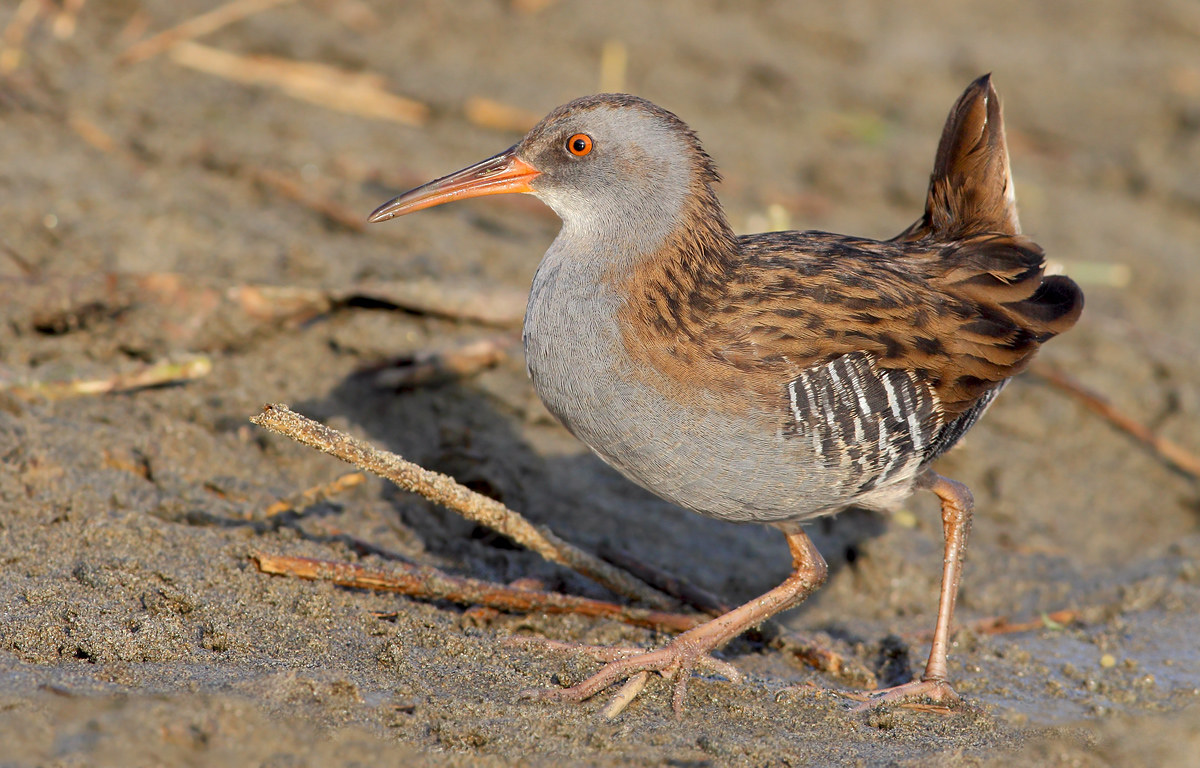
[{"xmin": 368, "ymin": 146, "xmax": 541, "ymax": 223}]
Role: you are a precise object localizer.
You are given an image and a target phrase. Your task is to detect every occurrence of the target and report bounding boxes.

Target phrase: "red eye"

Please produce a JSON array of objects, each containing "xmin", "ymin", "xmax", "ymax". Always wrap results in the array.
[{"xmin": 567, "ymin": 133, "xmax": 593, "ymax": 156}]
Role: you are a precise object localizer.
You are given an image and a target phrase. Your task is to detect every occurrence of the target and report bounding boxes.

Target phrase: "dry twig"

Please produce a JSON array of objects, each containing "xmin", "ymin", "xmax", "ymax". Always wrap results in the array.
[
  {"xmin": 904, "ymin": 608, "xmax": 1080, "ymax": 642},
  {"xmin": 1032, "ymin": 364, "xmax": 1200, "ymax": 480},
  {"xmin": 233, "ymin": 277, "xmax": 525, "ymax": 328},
  {"xmin": 0, "ymin": 355, "xmax": 212, "ymax": 401},
  {"xmin": 0, "ymin": 236, "xmax": 36, "ymax": 276},
  {"xmin": 117, "ymin": 0, "xmax": 295, "ymax": 65},
  {"xmin": 116, "ymin": 12, "xmax": 150, "ymax": 47},
  {"xmin": 0, "ymin": 0, "xmax": 44, "ymax": 73},
  {"xmin": 771, "ymin": 632, "xmax": 877, "ymax": 689},
  {"xmin": 308, "ymin": 0, "xmax": 379, "ymax": 32},
  {"xmin": 67, "ymin": 113, "xmax": 119, "ymax": 154},
  {"xmin": 251, "ymin": 167, "xmax": 365, "ymax": 231},
  {"xmin": 598, "ymin": 39, "xmax": 628, "ymax": 93},
  {"xmin": 250, "ymin": 403, "xmax": 676, "ymax": 608},
  {"xmin": 337, "ymin": 280, "xmax": 526, "ymax": 327},
  {"xmin": 464, "ymin": 97, "xmax": 540, "ymax": 133},
  {"xmin": 168, "ymin": 42, "xmax": 429, "ymax": 125},
  {"xmin": 970, "ymin": 609, "xmax": 1080, "ymax": 636},
  {"xmin": 599, "ymin": 544, "xmax": 731, "ymax": 617},
  {"xmin": 600, "ymin": 671, "xmax": 651, "ymax": 720},
  {"xmin": 253, "ymin": 553, "xmax": 699, "ymax": 632},
  {"xmin": 262, "ymin": 472, "xmax": 366, "ymax": 518},
  {"xmin": 368, "ymin": 337, "xmax": 514, "ymax": 389}
]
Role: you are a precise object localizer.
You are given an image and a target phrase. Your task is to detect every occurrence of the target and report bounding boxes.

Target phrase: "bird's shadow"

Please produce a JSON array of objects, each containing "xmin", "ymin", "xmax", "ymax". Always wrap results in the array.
[{"xmin": 302, "ymin": 361, "xmax": 889, "ymax": 653}]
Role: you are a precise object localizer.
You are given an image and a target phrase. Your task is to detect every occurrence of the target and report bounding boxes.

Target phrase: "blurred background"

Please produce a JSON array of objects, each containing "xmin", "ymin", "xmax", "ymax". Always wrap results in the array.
[{"xmin": 1, "ymin": 1, "xmax": 1198, "ymax": 765}]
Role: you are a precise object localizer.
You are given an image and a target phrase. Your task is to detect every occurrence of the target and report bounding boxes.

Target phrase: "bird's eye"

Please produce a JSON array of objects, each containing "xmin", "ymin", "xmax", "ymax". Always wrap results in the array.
[{"xmin": 566, "ymin": 133, "xmax": 593, "ymax": 157}]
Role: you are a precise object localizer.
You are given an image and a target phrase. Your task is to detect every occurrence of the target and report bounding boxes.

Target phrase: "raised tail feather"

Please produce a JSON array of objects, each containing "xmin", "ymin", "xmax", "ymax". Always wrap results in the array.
[
  {"xmin": 896, "ymin": 73, "xmax": 1021, "ymax": 241},
  {"xmin": 902, "ymin": 76, "xmax": 1084, "ymax": 415}
]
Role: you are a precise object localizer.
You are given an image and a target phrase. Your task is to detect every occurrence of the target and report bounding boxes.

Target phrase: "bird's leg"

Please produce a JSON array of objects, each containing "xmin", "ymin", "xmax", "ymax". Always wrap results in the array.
[
  {"xmin": 851, "ymin": 470, "xmax": 973, "ymax": 712},
  {"xmin": 523, "ymin": 526, "xmax": 828, "ymax": 716}
]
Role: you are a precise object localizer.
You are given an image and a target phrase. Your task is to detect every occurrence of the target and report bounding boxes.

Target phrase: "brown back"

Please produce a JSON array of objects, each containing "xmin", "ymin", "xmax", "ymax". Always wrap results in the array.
[{"xmin": 616, "ymin": 75, "xmax": 1083, "ymax": 420}]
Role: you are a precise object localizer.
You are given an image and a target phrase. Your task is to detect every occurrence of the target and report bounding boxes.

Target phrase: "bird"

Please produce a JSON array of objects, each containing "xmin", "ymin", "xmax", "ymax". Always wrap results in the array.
[{"xmin": 368, "ymin": 74, "xmax": 1083, "ymax": 714}]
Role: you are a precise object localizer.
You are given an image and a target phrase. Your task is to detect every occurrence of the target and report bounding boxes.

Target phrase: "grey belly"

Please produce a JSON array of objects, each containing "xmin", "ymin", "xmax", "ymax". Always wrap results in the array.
[{"xmin": 528, "ymin": 354, "xmax": 853, "ymax": 524}]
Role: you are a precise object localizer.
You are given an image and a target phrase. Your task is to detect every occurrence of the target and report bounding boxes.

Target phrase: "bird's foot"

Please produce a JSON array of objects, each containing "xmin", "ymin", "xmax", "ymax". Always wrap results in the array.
[
  {"xmin": 512, "ymin": 635, "xmax": 742, "ymax": 718},
  {"xmin": 843, "ymin": 677, "xmax": 961, "ymax": 714}
]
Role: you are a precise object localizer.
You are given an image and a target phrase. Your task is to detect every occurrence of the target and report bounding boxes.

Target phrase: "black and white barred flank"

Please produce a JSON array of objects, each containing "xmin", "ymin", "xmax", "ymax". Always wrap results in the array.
[{"xmin": 785, "ymin": 351, "xmax": 965, "ymax": 496}]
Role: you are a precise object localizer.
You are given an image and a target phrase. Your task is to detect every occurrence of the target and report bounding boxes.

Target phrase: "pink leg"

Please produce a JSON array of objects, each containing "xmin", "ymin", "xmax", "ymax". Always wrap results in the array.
[
  {"xmin": 525, "ymin": 525, "xmax": 829, "ymax": 715},
  {"xmin": 853, "ymin": 470, "xmax": 973, "ymax": 711}
]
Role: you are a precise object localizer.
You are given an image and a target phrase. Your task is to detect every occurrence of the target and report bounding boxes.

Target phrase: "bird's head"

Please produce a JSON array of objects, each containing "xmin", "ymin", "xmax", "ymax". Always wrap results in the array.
[{"xmin": 369, "ymin": 94, "xmax": 724, "ymax": 254}]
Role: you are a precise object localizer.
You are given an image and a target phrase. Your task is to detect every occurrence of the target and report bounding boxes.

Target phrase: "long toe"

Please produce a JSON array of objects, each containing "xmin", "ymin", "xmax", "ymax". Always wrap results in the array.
[
  {"xmin": 521, "ymin": 639, "xmax": 738, "ymax": 716},
  {"xmin": 847, "ymin": 678, "xmax": 962, "ymax": 714}
]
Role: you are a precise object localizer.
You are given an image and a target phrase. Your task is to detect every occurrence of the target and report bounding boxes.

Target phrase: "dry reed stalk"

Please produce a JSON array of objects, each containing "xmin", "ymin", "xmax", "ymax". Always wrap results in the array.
[
  {"xmin": 253, "ymin": 553, "xmax": 699, "ymax": 631},
  {"xmin": 262, "ymin": 472, "xmax": 367, "ymax": 518},
  {"xmin": 1032, "ymin": 364, "xmax": 1200, "ymax": 480},
  {"xmin": 117, "ymin": 0, "xmax": 295, "ymax": 65},
  {"xmin": 168, "ymin": 42, "xmax": 429, "ymax": 126},
  {"xmin": 1, "ymin": 355, "xmax": 212, "ymax": 401}
]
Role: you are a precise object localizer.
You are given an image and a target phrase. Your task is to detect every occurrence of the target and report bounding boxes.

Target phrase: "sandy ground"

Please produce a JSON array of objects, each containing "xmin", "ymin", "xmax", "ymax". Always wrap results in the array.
[{"xmin": 2, "ymin": 1, "xmax": 1200, "ymax": 765}]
